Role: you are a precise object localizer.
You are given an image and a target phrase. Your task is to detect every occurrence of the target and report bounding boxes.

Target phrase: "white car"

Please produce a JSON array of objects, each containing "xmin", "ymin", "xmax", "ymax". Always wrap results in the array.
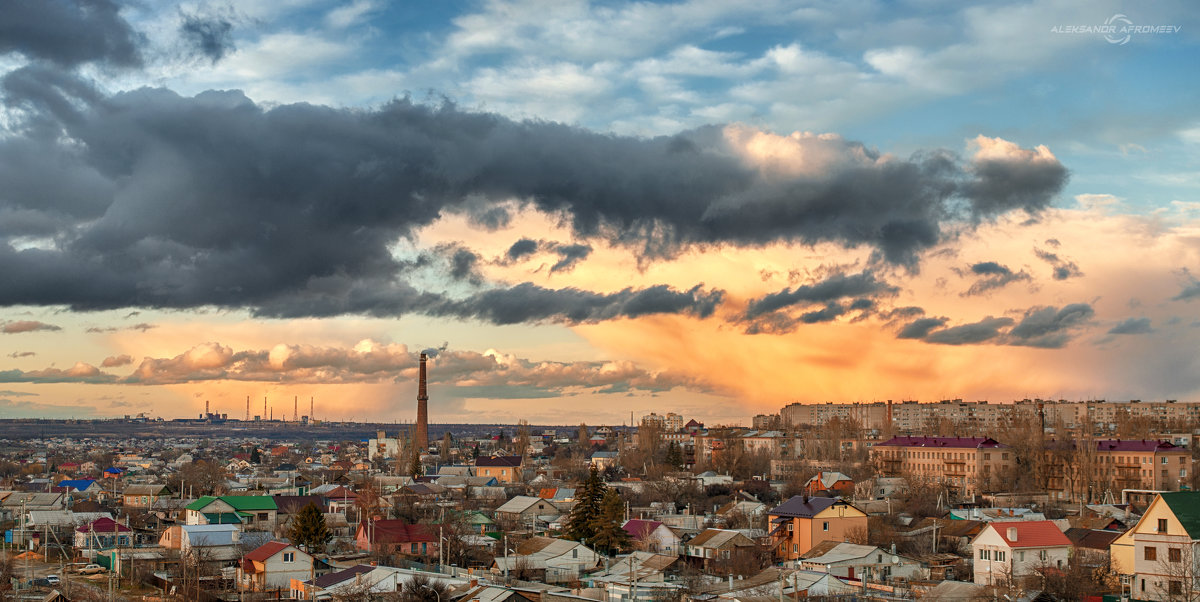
[
  {"xmin": 78, "ymin": 564, "xmax": 106, "ymax": 575},
  {"xmin": 45, "ymin": 575, "xmax": 60, "ymax": 585}
]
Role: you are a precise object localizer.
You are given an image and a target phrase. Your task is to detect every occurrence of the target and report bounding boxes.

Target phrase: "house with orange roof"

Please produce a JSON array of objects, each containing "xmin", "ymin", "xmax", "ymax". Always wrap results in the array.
[{"xmin": 970, "ymin": 520, "xmax": 1071, "ymax": 586}]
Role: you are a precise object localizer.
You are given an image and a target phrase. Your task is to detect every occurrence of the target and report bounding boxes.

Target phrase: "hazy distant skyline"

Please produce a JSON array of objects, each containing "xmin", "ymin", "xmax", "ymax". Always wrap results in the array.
[{"xmin": 1, "ymin": 1, "xmax": 1199, "ymax": 425}]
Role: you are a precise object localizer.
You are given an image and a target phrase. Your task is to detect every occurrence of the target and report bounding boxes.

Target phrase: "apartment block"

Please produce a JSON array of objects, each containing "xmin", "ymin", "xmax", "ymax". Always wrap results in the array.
[{"xmin": 871, "ymin": 436, "xmax": 1014, "ymax": 496}]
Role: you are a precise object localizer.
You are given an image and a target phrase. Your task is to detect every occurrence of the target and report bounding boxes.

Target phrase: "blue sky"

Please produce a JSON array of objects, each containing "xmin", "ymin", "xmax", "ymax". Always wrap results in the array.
[{"xmin": 1, "ymin": 0, "xmax": 1199, "ymax": 424}]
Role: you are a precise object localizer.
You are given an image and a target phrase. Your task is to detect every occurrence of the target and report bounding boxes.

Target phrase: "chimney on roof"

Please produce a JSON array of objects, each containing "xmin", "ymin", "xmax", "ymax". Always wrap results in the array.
[{"xmin": 1007, "ymin": 526, "xmax": 1017, "ymax": 541}]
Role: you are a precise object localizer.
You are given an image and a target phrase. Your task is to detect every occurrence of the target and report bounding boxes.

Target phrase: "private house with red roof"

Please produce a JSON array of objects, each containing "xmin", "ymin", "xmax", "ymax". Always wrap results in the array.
[
  {"xmin": 238, "ymin": 540, "xmax": 313, "ymax": 593},
  {"xmin": 970, "ymin": 521, "xmax": 1071, "ymax": 586},
  {"xmin": 803, "ymin": 471, "xmax": 856, "ymax": 497},
  {"xmin": 355, "ymin": 519, "xmax": 438, "ymax": 558},
  {"xmin": 767, "ymin": 496, "xmax": 868, "ymax": 561},
  {"xmin": 74, "ymin": 517, "xmax": 133, "ymax": 549},
  {"xmin": 871, "ymin": 436, "xmax": 1013, "ymax": 496},
  {"xmin": 623, "ymin": 519, "xmax": 680, "ymax": 554},
  {"xmin": 474, "ymin": 454, "xmax": 523, "ymax": 483}
]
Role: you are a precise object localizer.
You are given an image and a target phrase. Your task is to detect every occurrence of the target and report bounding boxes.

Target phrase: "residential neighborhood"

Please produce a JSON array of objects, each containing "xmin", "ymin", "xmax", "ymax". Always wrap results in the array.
[{"xmin": 2, "ymin": 398, "xmax": 1200, "ymax": 600}]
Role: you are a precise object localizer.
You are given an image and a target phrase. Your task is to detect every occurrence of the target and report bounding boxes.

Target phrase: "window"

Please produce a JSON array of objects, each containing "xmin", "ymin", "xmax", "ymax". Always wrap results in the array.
[
  {"xmin": 980, "ymin": 549, "xmax": 990, "ymax": 560},
  {"xmin": 283, "ymin": 552, "xmax": 295, "ymax": 562},
  {"xmin": 1145, "ymin": 546, "xmax": 1157, "ymax": 561},
  {"xmin": 411, "ymin": 543, "xmax": 418, "ymax": 553},
  {"xmin": 1039, "ymin": 550, "xmax": 1048, "ymax": 561},
  {"xmin": 258, "ymin": 513, "xmax": 268, "ymax": 521},
  {"xmin": 822, "ymin": 521, "xmax": 829, "ymax": 531},
  {"xmin": 1159, "ymin": 518, "xmax": 1169, "ymax": 533},
  {"xmin": 1017, "ymin": 551, "xmax": 1025, "ymax": 562},
  {"xmin": 1164, "ymin": 457, "xmax": 1169, "ymax": 464},
  {"xmin": 1170, "ymin": 548, "xmax": 1182, "ymax": 562},
  {"xmin": 996, "ymin": 551, "xmax": 1005, "ymax": 562},
  {"xmin": 1171, "ymin": 581, "xmax": 1183, "ymax": 595},
  {"xmin": 572, "ymin": 549, "xmax": 578, "ymax": 558}
]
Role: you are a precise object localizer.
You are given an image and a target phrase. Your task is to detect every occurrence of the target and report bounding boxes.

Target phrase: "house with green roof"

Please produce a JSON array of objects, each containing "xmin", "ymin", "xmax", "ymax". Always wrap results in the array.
[
  {"xmin": 1122, "ymin": 491, "xmax": 1200, "ymax": 601},
  {"xmin": 186, "ymin": 495, "xmax": 278, "ymax": 531}
]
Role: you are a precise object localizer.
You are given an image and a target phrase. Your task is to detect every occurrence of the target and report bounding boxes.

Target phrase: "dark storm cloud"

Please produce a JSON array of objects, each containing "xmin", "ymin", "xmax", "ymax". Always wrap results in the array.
[
  {"xmin": 961, "ymin": 261, "xmax": 1030, "ymax": 296},
  {"xmin": 1034, "ymin": 248, "xmax": 1082, "ymax": 281},
  {"xmin": 923, "ymin": 317, "xmax": 1014, "ymax": 345},
  {"xmin": 549, "ymin": 244, "xmax": 592, "ymax": 273},
  {"xmin": 431, "ymin": 283, "xmax": 723, "ymax": 325},
  {"xmin": 897, "ymin": 316, "xmax": 948, "ymax": 339},
  {"xmin": 0, "ymin": 0, "xmax": 142, "ymax": 68},
  {"xmin": 1108, "ymin": 317, "xmax": 1153, "ymax": 335},
  {"xmin": 179, "ymin": 13, "xmax": 235, "ymax": 64},
  {"xmin": 506, "ymin": 238, "xmax": 539, "ymax": 261},
  {"xmin": 964, "ymin": 151, "xmax": 1069, "ymax": 215},
  {"xmin": 1174, "ymin": 276, "xmax": 1200, "ymax": 302},
  {"xmin": 448, "ymin": 247, "xmax": 481, "ymax": 282},
  {"xmin": 8, "ymin": 351, "xmax": 36, "ymax": 358},
  {"xmin": 744, "ymin": 271, "xmax": 897, "ymax": 319},
  {"xmin": 0, "ymin": 72, "xmax": 1066, "ymax": 323},
  {"xmin": 1007, "ymin": 303, "xmax": 1094, "ymax": 348}
]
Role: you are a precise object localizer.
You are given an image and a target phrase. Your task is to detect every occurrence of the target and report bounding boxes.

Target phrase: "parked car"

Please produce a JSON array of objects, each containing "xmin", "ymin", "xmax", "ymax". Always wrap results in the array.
[
  {"xmin": 45, "ymin": 575, "xmax": 60, "ymax": 585},
  {"xmin": 79, "ymin": 564, "xmax": 106, "ymax": 575}
]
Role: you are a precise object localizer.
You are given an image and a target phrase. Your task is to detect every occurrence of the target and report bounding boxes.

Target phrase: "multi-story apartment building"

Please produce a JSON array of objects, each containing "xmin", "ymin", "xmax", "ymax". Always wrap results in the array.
[
  {"xmin": 783, "ymin": 399, "xmax": 1200, "ymax": 434},
  {"xmin": 1044, "ymin": 439, "xmax": 1191, "ymax": 502},
  {"xmin": 641, "ymin": 412, "xmax": 686, "ymax": 433},
  {"xmin": 871, "ymin": 436, "xmax": 1013, "ymax": 496}
]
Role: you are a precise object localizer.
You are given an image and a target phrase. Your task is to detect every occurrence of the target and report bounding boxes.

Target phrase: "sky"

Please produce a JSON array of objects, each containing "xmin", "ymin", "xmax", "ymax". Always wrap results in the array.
[{"xmin": 0, "ymin": 0, "xmax": 1198, "ymax": 426}]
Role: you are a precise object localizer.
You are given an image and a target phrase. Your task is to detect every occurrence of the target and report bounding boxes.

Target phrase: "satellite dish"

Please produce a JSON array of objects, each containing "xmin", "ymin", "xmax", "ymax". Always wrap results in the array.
[{"xmin": 891, "ymin": 555, "xmax": 899, "ymax": 564}]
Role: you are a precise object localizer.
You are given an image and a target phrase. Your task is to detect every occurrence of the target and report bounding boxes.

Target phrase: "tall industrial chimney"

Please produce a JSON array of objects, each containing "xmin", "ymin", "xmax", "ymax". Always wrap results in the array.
[
  {"xmin": 310, "ymin": 397, "xmax": 314, "ymax": 422},
  {"xmin": 246, "ymin": 396, "xmax": 250, "ymax": 422},
  {"xmin": 415, "ymin": 353, "xmax": 429, "ymax": 450},
  {"xmin": 294, "ymin": 396, "xmax": 298, "ymax": 424}
]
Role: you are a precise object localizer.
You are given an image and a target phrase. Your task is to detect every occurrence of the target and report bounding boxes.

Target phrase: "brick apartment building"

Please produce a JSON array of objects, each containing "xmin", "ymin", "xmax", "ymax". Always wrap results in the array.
[
  {"xmin": 871, "ymin": 436, "xmax": 1013, "ymax": 496},
  {"xmin": 1044, "ymin": 439, "xmax": 1191, "ymax": 502}
]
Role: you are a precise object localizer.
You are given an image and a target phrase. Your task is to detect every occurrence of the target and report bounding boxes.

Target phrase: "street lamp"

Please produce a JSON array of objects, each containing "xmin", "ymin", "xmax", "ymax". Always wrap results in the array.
[{"xmin": 420, "ymin": 584, "xmax": 441, "ymax": 602}]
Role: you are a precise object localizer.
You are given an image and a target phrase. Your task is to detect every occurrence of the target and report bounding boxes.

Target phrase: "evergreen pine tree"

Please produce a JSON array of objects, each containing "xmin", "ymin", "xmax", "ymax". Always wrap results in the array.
[
  {"xmin": 408, "ymin": 449, "xmax": 423, "ymax": 477},
  {"xmin": 588, "ymin": 488, "xmax": 631, "ymax": 555},
  {"xmin": 664, "ymin": 442, "xmax": 682, "ymax": 469},
  {"xmin": 288, "ymin": 502, "xmax": 330, "ymax": 553},
  {"xmin": 249, "ymin": 446, "xmax": 261, "ymax": 464},
  {"xmin": 565, "ymin": 464, "xmax": 606, "ymax": 542}
]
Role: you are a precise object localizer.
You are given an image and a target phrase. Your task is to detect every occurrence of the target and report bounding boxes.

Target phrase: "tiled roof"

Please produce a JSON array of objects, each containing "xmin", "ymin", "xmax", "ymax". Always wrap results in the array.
[
  {"xmin": 77, "ymin": 517, "xmax": 132, "ymax": 533},
  {"xmin": 769, "ymin": 496, "xmax": 840, "ymax": 518},
  {"xmin": 1159, "ymin": 492, "xmax": 1200, "ymax": 538},
  {"xmin": 244, "ymin": 540, "xmax": 293, "ymax": 562},
  {"xmin": 310, "ymin": 564, "xmax": 374, "ymax": 588},
  {"xmin": 476, "ymin": 455, "xmax": 522, "ymax": 467},
  {"xmin": 1095, "ymin": 439, "xmax": 1185, "ymax": 452},
  {"xmin": 623, "ymin": 519, "xmax": 665, "ymax": 538},
  {"xmin": 1063, "ymin": 528, "xmax": 1122, "ymax": 550},
  {"xmin": 876, "ymin": 436, "xmax": 1006, "ymax": 449},
  {"xmin": 362, "ymin": 520, "xmax": 436, "ymax": 544},
  {"xmin": 985, "ymin": 521, "xmax": 1071, "ymax": 548}
]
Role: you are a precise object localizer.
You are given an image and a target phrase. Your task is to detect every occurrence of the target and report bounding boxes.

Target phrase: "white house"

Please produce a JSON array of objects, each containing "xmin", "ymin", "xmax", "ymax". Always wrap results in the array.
[
  {"xmin": 493, "ymin": 536, "xmax": 601, "ymax": 583},
  {"xmin": 971, "ymin": 521, "xmax": 1071, "ymax": 586},
  {"xmin": 238, "ymin": 540, "xmax": 312, "ymax": 593},
  {"xmin": 623, "ymin": 519, "xmax": 681, "ymax": 555},
  {"xmin": 799, "ymin": 542, "xmax": 924, "ymax": 582}
]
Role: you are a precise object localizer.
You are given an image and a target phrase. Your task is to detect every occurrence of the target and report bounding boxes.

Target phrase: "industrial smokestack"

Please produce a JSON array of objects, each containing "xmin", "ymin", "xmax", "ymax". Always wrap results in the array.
[
  {"xmin": 310, "ymin": 397, "xmax": 314, "ymax": 422},
  {"xmin": 205, "ymin": 400, "xmax": 209, "ymax": 416},
  {"xmin": 246, "ymin": 396, "xmax": 250, "ymax": 422},
  {"xmin": 294, "ymin": 396, "xmax": 298, "ymax": 424},
  {"xmin": 416, "ymin": 353, "xmax": 429, "ymax": 450}
]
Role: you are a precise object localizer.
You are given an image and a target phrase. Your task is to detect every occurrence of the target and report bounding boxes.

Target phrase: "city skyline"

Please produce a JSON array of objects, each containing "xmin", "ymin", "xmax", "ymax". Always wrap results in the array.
[{"xmin": 1, "ymin": 1, "xmax": 1199, "ymax": 424}]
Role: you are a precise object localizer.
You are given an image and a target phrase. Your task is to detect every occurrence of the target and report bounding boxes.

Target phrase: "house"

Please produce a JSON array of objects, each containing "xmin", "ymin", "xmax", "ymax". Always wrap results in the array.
[
  {"xmin": 495, "ymin": 495, "xmax": 563, "ymax": 530},
  {"xmin": 970, "ymin": 520, "xmax": 1071, "ymax": 586},
  {"xmin": 798, "ymin": 541, "xmax": 924, "ymax": 582},
  {"xmin": 122, "ymin": 484, "xmax": 172, "ymax": 508},
  {"xmin": 1125, "ymin": 491, "xmax": 1200, "ymax": 601},
  {"xmin": 590, "ymin": 451, "xmax": 619, "ymax": 471},
  {"xmin": 493, "ymin": 536, "xmax": 600, "ymax": 583},
  {"xmin": 74, "ymin": 517, "xmax": 133, "ymax": 549},
  {"xmin": 682, "ymin": 529, "xmax": 758, "ymax": 574},
  {"xmin": 803, "ymin": 472, "xmax": 856, "ymax": 497},
  {"xmin": 56, "ymin": 479, "xmax": 101, "ymax": 496},
  {"xmin": 355, "ymin": 520, "xmax": 438, "ymax": 558},
  {"xmin": 623, "ymin": 519, "xmax": 681, "ymax": 554},
  {"xmin": 238, "ymin": 540, "xmax": 314, "ymax": 593},
  {"xmin": 185, "ymin": 495, "xmax": 278, "ymax": 530},
  {"xmin": 767, "ymin": 496, "xmax": 868, "ymax": 561},
  {"xmin": 474, "ymin": 454, "xmax": 523, "ymax": 483}
]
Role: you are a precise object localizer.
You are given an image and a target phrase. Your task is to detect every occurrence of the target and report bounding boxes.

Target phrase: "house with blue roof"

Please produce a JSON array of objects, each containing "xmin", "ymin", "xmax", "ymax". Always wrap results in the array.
[{"xmin": 57, "ymin": 479, "xmax": 100, "ymax": 495}]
